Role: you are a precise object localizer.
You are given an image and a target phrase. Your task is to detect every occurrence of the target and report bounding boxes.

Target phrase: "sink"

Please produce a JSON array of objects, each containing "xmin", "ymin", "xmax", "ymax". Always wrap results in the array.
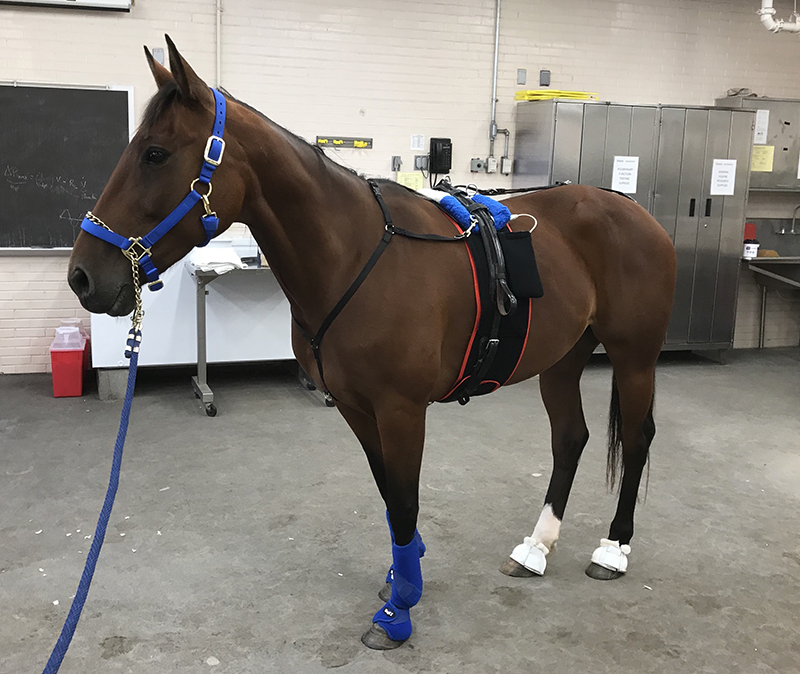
[{"xmin": 747, "ymin": 256, "xmax": 800, "ymax": 289}]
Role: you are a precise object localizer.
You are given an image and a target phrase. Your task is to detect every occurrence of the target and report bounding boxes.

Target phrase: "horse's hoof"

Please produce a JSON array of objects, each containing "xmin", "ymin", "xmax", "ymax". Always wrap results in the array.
[
  {"xmin": 585, "ymin": 562, "xmax": 625, "ymax": 581},
  {"xmin": 378, "ymin": 582, "xmax": 392, "ymax": 603},
  {"xmin": 499, "ymin": 557, "xmax": 537, "ymax": 577},
  {"xmin": 361, "ymin": 623, "xmax": 406, "ymax": 650}
]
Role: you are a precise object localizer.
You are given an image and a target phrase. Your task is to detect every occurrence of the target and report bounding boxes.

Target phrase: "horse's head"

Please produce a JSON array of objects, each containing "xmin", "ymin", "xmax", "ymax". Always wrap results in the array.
[{"xmin": 68, "ymin": 36, "xmax": 245, "ymax": 315}]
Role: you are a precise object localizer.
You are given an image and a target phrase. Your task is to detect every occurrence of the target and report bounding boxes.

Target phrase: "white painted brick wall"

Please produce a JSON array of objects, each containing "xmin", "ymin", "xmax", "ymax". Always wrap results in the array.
[
  {"xmin": 0, "ymin": 256, "xmax": 89, "ymax": 373},
  {"xmin": 3, "ymin": 0, "xmax": 800, "ymax": 374}
]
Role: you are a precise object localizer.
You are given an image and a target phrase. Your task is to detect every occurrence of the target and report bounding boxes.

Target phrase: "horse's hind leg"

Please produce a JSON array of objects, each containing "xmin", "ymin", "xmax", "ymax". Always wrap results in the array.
[
  {"xmin": 585, "ymin": 351, "xmax": 657, "ymax": 580},
  {"xmin": 501, "ymin": 328, "xmax": 599, "ymax": 577}
]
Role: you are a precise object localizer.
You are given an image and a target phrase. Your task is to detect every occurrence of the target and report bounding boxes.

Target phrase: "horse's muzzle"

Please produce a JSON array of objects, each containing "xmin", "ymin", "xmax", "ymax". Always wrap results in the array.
[{"xmin": 68, "ymin": 264, "xmax": 135, "ymax": 316}]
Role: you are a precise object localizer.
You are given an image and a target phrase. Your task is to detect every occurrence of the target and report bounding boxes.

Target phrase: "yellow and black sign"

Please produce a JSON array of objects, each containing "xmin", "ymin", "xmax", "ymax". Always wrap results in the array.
[{"xmin": 316, "ymin": 136, "xmax": 373, "ymax": 149}]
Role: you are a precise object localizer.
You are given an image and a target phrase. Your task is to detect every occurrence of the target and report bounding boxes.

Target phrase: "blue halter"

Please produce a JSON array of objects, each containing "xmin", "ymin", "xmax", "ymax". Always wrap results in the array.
[{"xmin": 80, "ymin": 88, "xmax": 227, "ymax": 292}]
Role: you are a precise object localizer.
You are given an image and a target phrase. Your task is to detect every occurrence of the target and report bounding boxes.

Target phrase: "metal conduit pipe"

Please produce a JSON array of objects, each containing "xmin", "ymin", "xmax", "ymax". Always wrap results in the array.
[
  {"xmin": 489, "ymin": 0, "xmax": 501, "ymax": 158},
  {"xmin": 216, "ymin": 0, "xmax": 223, "ymax": 87},
  {"xmin": 758, "ymin": 0, "xmax": 800, "ymax": 33},
  {"xmin": 498, "ymin": 128, "xmax": 510, "ymax": 158}
]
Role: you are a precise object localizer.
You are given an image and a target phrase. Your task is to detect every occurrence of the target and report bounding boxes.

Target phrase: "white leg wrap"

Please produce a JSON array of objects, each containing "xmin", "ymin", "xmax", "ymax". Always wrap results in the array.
[
  {"xmin": 590, "ymin": 538, "xmax": 631, "ymax": 573},
  {"xmin": 509, "ymin": 538, "xmax": 549, "ymax": 575}
]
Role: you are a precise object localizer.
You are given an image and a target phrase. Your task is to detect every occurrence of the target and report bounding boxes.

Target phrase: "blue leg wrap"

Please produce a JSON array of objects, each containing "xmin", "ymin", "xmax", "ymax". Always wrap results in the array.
[
  {"xmin": 373, "ymin": 539, "xmax": 423, "ymax": 642},
  {"xmin": 384, "ymin": 511, "xmax": 426, "ymax": 583}
]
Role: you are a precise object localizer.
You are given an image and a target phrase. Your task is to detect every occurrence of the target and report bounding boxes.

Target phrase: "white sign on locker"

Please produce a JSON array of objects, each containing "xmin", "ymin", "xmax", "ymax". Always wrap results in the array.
[
  {"xmin": 611, "ymin": 156, "xmax": 639, "ymax": 194},
  {"xmin": 710, "ymin": 159, "xmax": 737, "ymax": 196},
  {"xmin": 754, "ymin": 109, "xmax": 770, "ymax": 145}
]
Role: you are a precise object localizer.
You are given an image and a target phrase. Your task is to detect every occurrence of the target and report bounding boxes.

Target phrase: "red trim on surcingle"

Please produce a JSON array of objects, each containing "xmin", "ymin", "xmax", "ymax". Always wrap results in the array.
[{"xmin": 438, "ymin": 214, "xmax": 481, "ymax": 402}]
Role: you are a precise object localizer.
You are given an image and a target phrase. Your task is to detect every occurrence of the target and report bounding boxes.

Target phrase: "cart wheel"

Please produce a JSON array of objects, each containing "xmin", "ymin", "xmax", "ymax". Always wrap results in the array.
[
  {"xmin": 323, "ymin": 393, "xmax": 336, "ymax": 408},
  {"xmin": 205, "ymin": 403, "xmax": 217, "ymax": 417},
  {"xmin": 297, "ymin": 368, "xmax": 317, "ymax": 391}
]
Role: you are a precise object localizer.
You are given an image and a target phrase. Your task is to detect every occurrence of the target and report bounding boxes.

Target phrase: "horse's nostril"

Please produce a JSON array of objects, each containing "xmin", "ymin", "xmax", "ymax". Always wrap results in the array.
[{"xmin": 68, "ymin": 265, "xmax": 92, "ymax": 298}]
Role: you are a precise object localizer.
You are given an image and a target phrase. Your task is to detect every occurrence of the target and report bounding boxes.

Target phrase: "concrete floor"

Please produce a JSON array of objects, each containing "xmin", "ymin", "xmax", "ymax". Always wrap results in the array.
[{"xmin": 1, "ymin": 349, "xmax": 799, "ymax": 674}]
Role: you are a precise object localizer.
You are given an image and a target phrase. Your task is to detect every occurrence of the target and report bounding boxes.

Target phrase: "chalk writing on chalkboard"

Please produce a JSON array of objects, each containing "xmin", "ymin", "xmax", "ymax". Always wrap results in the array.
[
  {"xmin": 1, "ymin": 84, "xmax": 129, "ymax": 247},
  {"xmin": 4, "ymin": 165, "xmax": 99, "ymax": 201}
]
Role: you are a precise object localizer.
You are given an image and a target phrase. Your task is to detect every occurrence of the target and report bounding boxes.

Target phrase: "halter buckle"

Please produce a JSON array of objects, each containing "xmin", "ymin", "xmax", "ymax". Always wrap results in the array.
[
  {"xmin": 204, "ymin": 135, "xmax": 226, "ymax": 166},
  {"xmin": 123, "ymin": 237, "xmax": 152, "ymax": 263}
]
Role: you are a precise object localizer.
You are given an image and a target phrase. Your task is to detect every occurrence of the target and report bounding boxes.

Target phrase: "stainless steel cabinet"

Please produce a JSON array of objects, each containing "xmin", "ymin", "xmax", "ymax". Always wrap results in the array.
[
  {"xmin": 716, "ymin": 96, "xmax": 800, "ymax": 191},
  {"xmin": 512, "ymin": 100, "xmax": 755, "ymax": 351},
  {"xmin": 655, "ymin": 107, "xmax": 754, "ymax": 347},
  {"xmin": 513, "ymin": 101, "xmax": 657, "ymax": 209}
]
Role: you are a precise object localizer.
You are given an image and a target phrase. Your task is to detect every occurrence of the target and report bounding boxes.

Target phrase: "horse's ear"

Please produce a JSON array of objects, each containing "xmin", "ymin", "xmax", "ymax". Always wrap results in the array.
[
  {"xmin": 164, "ymin": 34, "xmax": 210, "ymax": 104},
  {"xmin": 143, "ymin": 45, "xmax": 173, "ymax": 89}
]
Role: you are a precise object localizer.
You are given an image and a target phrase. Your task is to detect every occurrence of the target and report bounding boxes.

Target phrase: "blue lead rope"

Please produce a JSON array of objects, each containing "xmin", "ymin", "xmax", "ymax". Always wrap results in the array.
[{"xmin": 40, "ymin": 332, "xmax": 141, "ymax": 674}]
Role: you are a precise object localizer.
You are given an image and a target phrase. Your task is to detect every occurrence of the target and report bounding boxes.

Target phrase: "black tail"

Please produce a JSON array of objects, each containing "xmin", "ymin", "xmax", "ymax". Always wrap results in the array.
[
  {"xmin": 606, "ymin": 374, "xmax": 623, "ymax": 489},
  {"xmin": 606, "ymin": 375, "xmax": 656, "ymax": 492}
]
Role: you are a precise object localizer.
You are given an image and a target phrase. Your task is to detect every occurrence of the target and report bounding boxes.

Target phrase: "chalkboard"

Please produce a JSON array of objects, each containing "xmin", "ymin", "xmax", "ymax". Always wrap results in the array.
[{"xmin": 0, "ymin": 85, "xmax": 130, "ymax": 247}]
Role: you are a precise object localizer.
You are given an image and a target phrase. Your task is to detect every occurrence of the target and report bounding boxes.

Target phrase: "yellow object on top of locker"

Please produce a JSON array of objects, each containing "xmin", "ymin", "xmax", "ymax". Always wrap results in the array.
[{"xmin": 514, "ymin": 89, "xmax": 599, "ymax": 101}]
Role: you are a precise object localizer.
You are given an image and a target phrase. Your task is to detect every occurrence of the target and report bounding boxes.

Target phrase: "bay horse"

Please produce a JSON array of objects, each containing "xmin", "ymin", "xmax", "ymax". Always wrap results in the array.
[{"xmin": 67, "ymin": 37, "xmax": 676, "ymax": 650}]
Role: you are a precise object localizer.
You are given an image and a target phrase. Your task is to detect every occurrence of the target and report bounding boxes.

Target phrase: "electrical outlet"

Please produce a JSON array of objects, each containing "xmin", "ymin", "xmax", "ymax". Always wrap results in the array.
[
  {"xmin": 486, "ymin": 157, "xmax": 498, "ymax": 174},
  {"xmin": 391, "ymin": 156, "xmax": 402, "ymax": 171},
  {"xmin": 470, "ymin": 158, "xmax": 485, "ymax": 172},
  {"xmin": 500, "ymin": 157, "xmax": 512, "ymax": 175},
  {"xmin": 414, "ymin": 155, "xmax": 429, "ymax": 171}
]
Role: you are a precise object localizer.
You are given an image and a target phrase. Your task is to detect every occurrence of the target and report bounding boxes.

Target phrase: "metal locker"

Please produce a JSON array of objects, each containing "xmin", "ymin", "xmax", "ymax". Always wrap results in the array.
[
  {"xmin": 578, "ymin": 104, "xmax": 608, "ymax": 187},
  {"xmin": 712, "ymin": 110, "xmax": 754, "ymax": 344},
  {"xmin": 551, "ymin": 102, "xmax": 583, "ymax": 184},
  {"xmin": 629, "ymin": 106, "xmax": 658, "ymax": 212},
  {"xmin": 512, "ymin": 100, "xmax": 558, "ymax": 187},
  {"xmin": 716, "ymin": 96, "xmax": 800, "ymax": 191},
  {"xmin": 688, "ymin": 109, "xmax": 731, "ymax": 344},
  {"xmin": 667, "ymin": 108, "xmax": 708, "ymax": 345},
  {"xmin": 652, "ymin": 107, "xmax": 686, "ymax": 243},
  {"xmin": 512, "ymin": 100, "xmax": 754, "ymax": 352},
  {"xmin": 601, "ymin": 106, "xmax": 634, "ymax": 187}
]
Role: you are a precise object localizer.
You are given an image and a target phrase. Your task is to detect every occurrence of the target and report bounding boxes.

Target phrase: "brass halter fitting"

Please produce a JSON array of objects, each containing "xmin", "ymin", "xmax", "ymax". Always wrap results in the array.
[
  {"xmin": 190, "ymin": 179, "xmax": 217, "ymax": 218},
  {"xmin": 84, "ymin": 210, "xmax": 146, "ymax": 331}
]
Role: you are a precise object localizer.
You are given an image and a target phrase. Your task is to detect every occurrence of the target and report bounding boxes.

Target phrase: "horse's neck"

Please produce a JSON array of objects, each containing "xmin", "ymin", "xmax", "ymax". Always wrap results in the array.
[{"xmin": 232, "ymin": 110, "xmax": 377, "ymax": 328}]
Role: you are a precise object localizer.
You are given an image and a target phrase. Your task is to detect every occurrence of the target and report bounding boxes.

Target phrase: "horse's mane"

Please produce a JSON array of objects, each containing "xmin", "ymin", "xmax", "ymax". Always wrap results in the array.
[
  {"xmin": 139, "ymin": 83, "xmax": 398, "ymax": 190},
  {"xmin": 218, "ymin": 87, "xmax": 364, "ymax": 183}
]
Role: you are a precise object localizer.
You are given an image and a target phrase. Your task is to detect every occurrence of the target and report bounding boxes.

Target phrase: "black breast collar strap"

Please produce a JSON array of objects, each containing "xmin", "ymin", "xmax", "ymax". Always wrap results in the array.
[
  {"xmin": 294, "ymin": 179, "xmax": 472, "ymax": 400},
  {"xmin": 294, "ymin": 180, "xmax": 394, "ymax": 400}
]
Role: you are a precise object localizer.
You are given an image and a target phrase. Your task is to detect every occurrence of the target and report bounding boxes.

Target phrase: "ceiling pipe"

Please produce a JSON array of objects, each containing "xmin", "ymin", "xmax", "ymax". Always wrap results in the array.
[{"xmin": 758, "ymin": 0, "xmax": 800, "ymax": 33}]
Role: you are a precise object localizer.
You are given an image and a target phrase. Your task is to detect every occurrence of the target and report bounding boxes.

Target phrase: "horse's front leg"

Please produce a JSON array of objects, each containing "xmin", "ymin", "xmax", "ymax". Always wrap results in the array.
[
  {"xmin": 359, "ymin": 399, "xmax": 427, "ymax": 650},
  {"xmin": 336, "ymin": 402, "xmax": 426, "ymax": 605}
]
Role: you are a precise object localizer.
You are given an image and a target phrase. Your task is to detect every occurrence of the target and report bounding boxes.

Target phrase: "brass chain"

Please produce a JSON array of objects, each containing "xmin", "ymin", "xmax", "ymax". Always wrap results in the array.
[
  {"xmin": 85, "ymin": 211, "xmax": 107, "ymax": 229},
  {"xmin": 128, "ymin": 254, "xmax": 145, "ymax": 332},
  {"xmin": 85, "ymin": 210, "xmax": 145, "ymax": 331}
]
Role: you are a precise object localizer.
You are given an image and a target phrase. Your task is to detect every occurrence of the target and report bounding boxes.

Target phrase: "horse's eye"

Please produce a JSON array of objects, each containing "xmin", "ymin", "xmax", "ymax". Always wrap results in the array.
[{"xmin": 143, "ymin": 147, "xmax": 169, "ymax": 165}]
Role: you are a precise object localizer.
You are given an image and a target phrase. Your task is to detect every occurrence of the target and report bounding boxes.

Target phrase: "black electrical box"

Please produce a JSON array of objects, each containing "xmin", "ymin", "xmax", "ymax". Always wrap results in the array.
[{"xmin": 429, "ymin": 137, "xmax": 452, "ymax": 174}]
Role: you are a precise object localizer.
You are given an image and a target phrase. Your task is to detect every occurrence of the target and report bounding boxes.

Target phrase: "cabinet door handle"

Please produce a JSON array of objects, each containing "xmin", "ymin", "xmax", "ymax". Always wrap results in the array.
[
  {"xmin": 689, "ymin": 198, "xmax": 696, "ymax": 217},
  {"xmin": 705, "ymin": 198, "xmax": 712, "ymax": 217}
]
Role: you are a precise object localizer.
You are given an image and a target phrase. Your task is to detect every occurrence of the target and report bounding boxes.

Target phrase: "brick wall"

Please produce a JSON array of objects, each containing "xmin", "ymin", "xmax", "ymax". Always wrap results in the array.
[
  {"xmin": 2, "ymin": 0, "xmax": 800, "ymax": 373},
  {"xmin": 0, "ymin": 255, "xmax": 89, "ymax": 373}
]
